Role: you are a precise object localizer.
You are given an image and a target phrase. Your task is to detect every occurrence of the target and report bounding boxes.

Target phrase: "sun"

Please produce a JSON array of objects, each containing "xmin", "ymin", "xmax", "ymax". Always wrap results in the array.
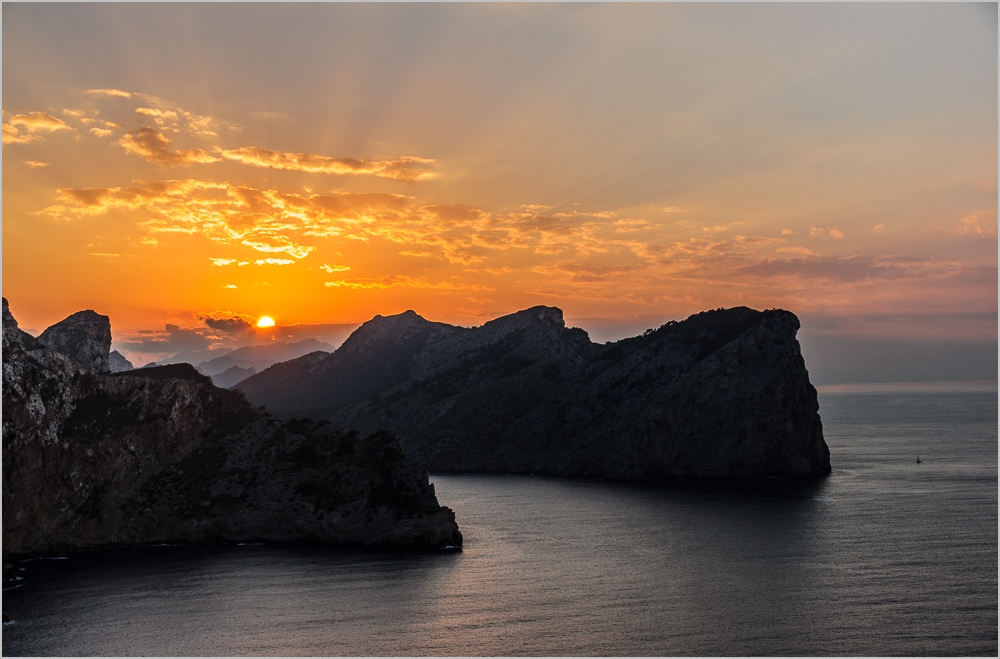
[{"xmin": 256, "ymin": 316, "xmax": 275, "ymax": 328}]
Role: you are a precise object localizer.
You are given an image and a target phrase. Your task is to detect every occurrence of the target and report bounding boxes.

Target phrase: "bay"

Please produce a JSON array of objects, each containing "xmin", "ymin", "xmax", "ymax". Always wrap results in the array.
[{"xmin": 3, "ymin": 389, "xmax": 997, "ymax": 656}]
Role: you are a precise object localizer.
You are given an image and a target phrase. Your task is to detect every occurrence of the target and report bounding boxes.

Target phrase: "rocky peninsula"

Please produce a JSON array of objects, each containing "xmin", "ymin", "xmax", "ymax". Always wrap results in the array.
[
  {"xmin": 2, "ymin": 299, "xmax": 461, "ymax": 559},
  {"xmin": 237, "ymin": 305, "xmax": 831, "ymax": 479}
]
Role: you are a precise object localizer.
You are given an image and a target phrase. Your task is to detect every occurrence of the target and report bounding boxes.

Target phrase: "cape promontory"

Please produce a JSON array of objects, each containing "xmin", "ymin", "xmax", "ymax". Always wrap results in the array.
[
  {"xmin": 2, "ymin": 299, "xmax": 461, "ymax": 558},
  {"xmin": 237, "ymin": 305, "xmax": 830, "ymax": 479}
]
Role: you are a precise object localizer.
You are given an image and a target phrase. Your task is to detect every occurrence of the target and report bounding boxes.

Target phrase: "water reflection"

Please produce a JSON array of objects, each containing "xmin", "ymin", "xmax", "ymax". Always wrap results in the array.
[{"xmin": 3, "ymin": 391, "xmax": 996, "ymax": 655}]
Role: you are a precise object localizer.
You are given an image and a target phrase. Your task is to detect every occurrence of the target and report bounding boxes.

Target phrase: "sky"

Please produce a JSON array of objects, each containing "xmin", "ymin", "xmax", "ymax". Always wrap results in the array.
[{"xmin": 2, "ymin": 3, "xmax": 997, "ymax": 381}]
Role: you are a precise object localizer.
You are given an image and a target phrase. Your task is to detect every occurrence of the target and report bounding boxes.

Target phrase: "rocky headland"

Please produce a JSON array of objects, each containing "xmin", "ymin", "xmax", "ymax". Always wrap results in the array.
[
  {"xmin": 2, "ymin": 298, "xmax": 461, "ymax": 559},
  {"xmin": 237, "ymin": 306, "xmax": 831, "ymax": 479}
]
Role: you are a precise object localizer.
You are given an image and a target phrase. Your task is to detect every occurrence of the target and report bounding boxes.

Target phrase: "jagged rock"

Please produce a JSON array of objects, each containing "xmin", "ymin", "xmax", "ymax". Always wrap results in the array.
[
  {"xmin": 238, "ymin": 306, "xmax": 830, "ymax": 479},
  {"xmin": 2, "ymin": 299, "xmax": 461, "ymax": 558},
  {"xmin": 210, "ymin": 364, "xmax": 256, "ymax": 388},
  {"xmin": 37, "ymin": 309, "xmax": 112, "ymax": 373},
  {"xmin": 3, "ymin": 298, "xmax": 89, "ymax": 448},
  {"xmin": 109, "ymin": 350, "xmax": 134, "ymax": 373}
]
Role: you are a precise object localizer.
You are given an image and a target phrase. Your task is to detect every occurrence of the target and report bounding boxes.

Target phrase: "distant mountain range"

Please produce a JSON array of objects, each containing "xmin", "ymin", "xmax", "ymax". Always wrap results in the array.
[
  {"xmin": 157, "ymin": 338, "xmax": 335, "ymax": 387},
  {"xmin": 236, "ymin": 305, "xmax": 830, "ymax": 479}
]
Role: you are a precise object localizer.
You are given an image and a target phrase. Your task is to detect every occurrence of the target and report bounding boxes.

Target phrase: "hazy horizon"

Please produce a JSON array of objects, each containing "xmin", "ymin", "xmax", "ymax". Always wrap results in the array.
[{"xmin": 3, "ymin": 3, "xmax": 996, "ymax": 384}]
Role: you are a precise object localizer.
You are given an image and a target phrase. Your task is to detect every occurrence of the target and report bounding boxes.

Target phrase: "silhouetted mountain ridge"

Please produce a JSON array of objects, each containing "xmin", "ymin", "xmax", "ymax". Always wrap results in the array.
[{"xmin": 237, "ymin": 305, "xmax": 830, "ymax": 479}]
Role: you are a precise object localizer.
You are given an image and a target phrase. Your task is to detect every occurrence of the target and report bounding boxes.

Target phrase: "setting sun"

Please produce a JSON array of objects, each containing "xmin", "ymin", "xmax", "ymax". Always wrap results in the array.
[{"xmin": 257, "ymin": 316, "xmax": 275, "ymax": 328}]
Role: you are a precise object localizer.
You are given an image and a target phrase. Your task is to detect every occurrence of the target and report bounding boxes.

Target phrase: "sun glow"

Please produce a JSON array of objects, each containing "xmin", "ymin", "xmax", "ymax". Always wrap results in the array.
[{"xmin": 256, "ymin": 316, "xmax": 275, "ymax": 328}]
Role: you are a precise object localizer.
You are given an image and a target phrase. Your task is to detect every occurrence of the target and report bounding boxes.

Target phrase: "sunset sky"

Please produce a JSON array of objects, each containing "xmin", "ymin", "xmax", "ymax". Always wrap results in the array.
[{"xmin": 3, "ymin": 4, "xmax": 996, "ymax": 380}]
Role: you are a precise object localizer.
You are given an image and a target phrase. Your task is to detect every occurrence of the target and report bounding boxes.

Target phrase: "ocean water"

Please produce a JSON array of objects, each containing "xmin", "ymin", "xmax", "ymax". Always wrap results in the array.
[{"xmin": 3, "ymin": 388, "xmax": 997, "ymax": 656}]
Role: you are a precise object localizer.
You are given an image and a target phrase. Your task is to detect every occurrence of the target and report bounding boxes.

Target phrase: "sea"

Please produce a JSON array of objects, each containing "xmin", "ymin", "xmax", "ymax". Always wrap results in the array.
[{"xmin": 3, "ymin": 385, "xmax": 997, "ymax": 656}]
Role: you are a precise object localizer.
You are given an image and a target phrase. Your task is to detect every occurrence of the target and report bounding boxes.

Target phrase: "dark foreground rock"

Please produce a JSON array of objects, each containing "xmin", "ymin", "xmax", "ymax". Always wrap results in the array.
[
  {"xmin": 238, "ymin": 305, "xmax": 830, "ymax": 480},
  {"xmin": 2, "ymin": 299, "xmax": 461, "ymax": 559}
]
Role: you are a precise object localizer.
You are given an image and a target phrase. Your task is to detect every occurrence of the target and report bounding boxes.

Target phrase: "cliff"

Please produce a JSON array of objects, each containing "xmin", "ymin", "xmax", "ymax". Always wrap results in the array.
[
  {"xmin": 2, "ymin": 299, "xmax": 461, "ymax": 558},
  {"xmin": 237, "ymin": 305, "xmax": 830, "ymax": 479}
]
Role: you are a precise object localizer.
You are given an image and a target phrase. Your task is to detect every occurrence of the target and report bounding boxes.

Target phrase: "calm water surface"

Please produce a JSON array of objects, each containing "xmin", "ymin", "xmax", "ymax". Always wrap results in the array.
[{"xmin": 3, "ymin": 390, "xmax": 997, "ymax": 655}]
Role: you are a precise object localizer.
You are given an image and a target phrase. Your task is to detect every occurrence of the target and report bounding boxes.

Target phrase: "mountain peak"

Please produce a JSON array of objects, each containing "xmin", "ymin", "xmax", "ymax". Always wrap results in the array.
[
  {"xmin": 37, "ymin": 308, "xmax": 112, "ymax": 373},
  {"xmin": 339, "ymin": 309, "xmax": 446, "ymax": 356}
]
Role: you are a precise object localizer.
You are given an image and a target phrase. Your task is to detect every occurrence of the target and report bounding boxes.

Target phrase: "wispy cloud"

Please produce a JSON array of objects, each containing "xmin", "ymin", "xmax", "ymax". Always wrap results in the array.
[
  {"xmin": 118, "ymin": 127, "xmax": 220, "ymax": 165},
  {"xmin": 84, "ymin": 89, "xmax": 227, "ymax": 138},
  {"xmin": 3, "ymin": 111, "xmax": 73, "ymax": 145},
  {"xmin": 324, "ymin": 275, "xmax": 494, "ymax": 291},
  {"xmin": 86, "ymin": 88, "xmax": 133, "ymax": 99},
  {"xmin": 320, "ymin": 264, "xmax": 350, "ymax": 273},
  {"xmin": 217, "ymin": 147, "xmax": 437, "ymax": 181},
  {"xmin": 947, "ymin": 214, "xmax": 997, "ymax": 240}
]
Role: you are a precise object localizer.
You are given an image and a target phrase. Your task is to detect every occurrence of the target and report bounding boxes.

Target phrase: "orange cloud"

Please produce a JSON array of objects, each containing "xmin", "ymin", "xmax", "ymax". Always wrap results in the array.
[
  {"xmin": 320, "ymin": 264, "xmax": 351, "ymax": 273},
  {"xmin": 86, "ymin": 88, "xmax": 133, "ymax": 98},
  {"xmin": 217, "ymin": 147, "xmax": 437, "ymax": 181},
  {"xmin": 950, "ymin": 214, "xmax": 997, "ymax": 239},
  {"xmin": 136, "ymin": 107, "xmax": 179, "ymax": 124},
  {"xmin": 42, "ymin": 177, "xmax": 626, "ymax": 266},
  {"xmin": 118, "ymin": 127, "xmax": 220, "ymax": 165},
  {"xmin": 3, "ymin": 111, "xmax": 72, "ymax": 145},
  {"xmin": 324, "ymin": 275, "xmax": 494, "ymax": 291}
]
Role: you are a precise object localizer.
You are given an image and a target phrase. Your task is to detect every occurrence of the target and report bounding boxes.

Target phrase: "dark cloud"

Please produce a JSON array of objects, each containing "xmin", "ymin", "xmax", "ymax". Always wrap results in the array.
[{"xmin": 202, "ymin": 316, "xmax": 253, "ymax": 334}]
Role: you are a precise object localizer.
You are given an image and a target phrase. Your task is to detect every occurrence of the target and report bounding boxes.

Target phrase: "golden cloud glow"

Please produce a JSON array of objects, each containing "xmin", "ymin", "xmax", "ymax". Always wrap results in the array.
[
  {"xmin": 118, "ymin": 127, "xmax": 220, "ymax": 165},
  {"xmin": 136, "ymin": 107, "xmax": 179, "ymax": 123},
  {"xmin": 217, "ymin": 147, "xmax": 437, "ymax": 181},
  {"xmin": 324, "ymin": 275, "xmax": 495, "ymax": 291},
  {"xmin": 86, "ymin": 88, "xmax": 133, "ymax": 98},
  {"xmin": 3, "ymin": 111, "xmax": 73, "ymax": 145},
  {"xmin": 2, "ymin": 11, "xmax": 992, "ymax": 361}
]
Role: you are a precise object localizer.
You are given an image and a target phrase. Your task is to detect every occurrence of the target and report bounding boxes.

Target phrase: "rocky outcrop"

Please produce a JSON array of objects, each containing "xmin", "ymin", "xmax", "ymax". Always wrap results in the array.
[
  {"xmin": 37, "ymin": 309, "xmax": 113, "ymax": 373},
  {"xmin": 238, "ymin": 306, "xmax": 830, "ymax": 479},
  {"xmin": 109, "ymin": 350, "xmax": 134, "ymax": 372},
  {"xmin": 2, "ymin": 299, "xmax": 461, "ymax": 558}
]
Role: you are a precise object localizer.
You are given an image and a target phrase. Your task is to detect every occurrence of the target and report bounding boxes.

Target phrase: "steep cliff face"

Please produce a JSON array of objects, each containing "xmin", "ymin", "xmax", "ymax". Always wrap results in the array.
[
  {"xmin": 2, "ymin": 299, "xmax": 461, "ymax": 558},
  {"xmin": 239, "ymin": 306, "xmax": 830, "ymax": 479}
]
